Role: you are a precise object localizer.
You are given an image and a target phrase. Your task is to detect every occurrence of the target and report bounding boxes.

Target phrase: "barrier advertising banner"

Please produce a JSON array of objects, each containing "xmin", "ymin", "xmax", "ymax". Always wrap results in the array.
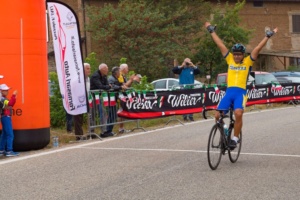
[
  {"xmin": 47, "ymin": 1, "xmax": 87, "ymax": 115},
  {"xmin": 117, "ymin": 83, "xmax": 300, "ymax": 119}
]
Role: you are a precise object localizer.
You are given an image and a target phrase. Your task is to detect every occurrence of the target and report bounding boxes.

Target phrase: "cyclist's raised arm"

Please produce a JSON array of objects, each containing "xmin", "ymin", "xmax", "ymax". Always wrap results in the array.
[
  {"xmin": 251, "ymin": 27, "xmax": 278, "ymax": 60},
  {"xmin": 205, "ymin": 22, "xmax": 228, "ymax": 57}
]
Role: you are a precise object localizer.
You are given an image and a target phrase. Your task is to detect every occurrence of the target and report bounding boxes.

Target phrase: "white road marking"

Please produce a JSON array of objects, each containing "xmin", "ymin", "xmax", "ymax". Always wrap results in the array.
[
  {"xmin": 80, "ymin": 147, "xmax": 300, "ymax": 158},
  {"xmin": 0, "ymin": 106, "xmax": 298, "ymax": 165}
]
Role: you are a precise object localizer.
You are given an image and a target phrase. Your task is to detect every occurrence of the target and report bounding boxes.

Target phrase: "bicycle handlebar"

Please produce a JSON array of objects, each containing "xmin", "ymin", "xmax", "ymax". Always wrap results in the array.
[
  {"xmin": 202, "ymin": 107, "xmax": 213, "ymax": 120},
  {"xmin": 202, "ymin": 107, "xmax": 234, "ymax": 122}
]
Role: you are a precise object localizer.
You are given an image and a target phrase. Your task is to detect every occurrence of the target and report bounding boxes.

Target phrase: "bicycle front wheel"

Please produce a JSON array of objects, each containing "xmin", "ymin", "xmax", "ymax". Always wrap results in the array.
[
  {"xmin": 207, "ymin": 124, "xmax": 223, "ymax": 170},
  {"xmin": 228, "ymin": 131, "xmax": 242, "ymax": 163}
]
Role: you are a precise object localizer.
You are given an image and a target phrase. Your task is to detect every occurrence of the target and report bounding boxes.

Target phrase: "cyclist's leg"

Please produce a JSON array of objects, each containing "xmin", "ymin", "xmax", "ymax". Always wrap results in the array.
[
  {"xmin": 233, "ymin": 88, "xmax": 247, "ymax": 139},
  {"xmin": 215, "ymin": 89, "xmax": 232, "ymax": 121},
  {"xmin": 233, "ymin": 109, "xmax": 243, "ymax": 138}
]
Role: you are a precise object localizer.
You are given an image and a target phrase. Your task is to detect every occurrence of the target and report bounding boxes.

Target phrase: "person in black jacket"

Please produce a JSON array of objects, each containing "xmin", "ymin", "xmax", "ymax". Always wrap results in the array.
[
  {"xmin": 90, "ymin": 63, "xmax": 113, "ymax": 137},
  {"xmin": 90, "ymin": 63, "xmax": 111, "ymax": 91}
]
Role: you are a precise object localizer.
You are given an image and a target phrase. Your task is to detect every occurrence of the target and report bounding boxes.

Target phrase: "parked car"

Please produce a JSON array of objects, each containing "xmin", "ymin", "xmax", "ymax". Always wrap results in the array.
[
  {"xmin": 151, "ymin": 78, "xmax": 203, "ymax": 91},
  {"xmin": 254, "ymin": 71, "xmax": 278, "ymax": 85},
  {"xmin": 275, "ymin": 77, "xmax": 293, "ymax": 83},
  {"xmin": 216, "ymin": 71, "xmax": 278, "ymax": 85},
  {"xmin": 271, "ymin": 71, "xmax": 300, "ymax": 83}
]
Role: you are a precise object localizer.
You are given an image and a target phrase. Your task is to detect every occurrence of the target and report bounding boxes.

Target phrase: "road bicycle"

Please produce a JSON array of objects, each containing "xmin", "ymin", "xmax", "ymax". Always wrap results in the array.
[{"xmin": 203, "ymin": 107, "xmax": 242, "ymax": 170}]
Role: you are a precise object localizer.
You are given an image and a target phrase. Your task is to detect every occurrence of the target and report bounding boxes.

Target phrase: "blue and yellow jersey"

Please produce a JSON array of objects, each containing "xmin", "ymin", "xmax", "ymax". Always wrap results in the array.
[{"xmin": 225, "ymin": 52, "xmax": 254, "ymax": 89}]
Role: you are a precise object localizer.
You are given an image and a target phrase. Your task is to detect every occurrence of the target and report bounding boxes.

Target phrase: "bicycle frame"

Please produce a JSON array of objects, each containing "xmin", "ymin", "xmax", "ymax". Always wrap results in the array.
[{"xmin": 217, "ymin": 109, "xmax": 235, "ymax": 153}]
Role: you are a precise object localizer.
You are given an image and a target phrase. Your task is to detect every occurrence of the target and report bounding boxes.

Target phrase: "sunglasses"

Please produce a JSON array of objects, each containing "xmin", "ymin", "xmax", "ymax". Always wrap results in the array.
[{"xmin": 233, "ymin": 53, "xmax": 243, "ymax": 56}]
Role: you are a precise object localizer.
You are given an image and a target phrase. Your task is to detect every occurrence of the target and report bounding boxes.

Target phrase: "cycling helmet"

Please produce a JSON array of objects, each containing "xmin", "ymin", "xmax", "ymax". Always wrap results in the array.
[{"xmin": 231, "ymin": 43, "xmax": 246, "ymax": 53}]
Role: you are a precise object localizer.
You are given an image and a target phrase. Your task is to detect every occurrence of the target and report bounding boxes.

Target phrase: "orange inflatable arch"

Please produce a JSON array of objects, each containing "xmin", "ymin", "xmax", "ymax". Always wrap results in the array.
[{"xmin": 0, "ymin": 1, "xmax": 50, "ymax": 150}]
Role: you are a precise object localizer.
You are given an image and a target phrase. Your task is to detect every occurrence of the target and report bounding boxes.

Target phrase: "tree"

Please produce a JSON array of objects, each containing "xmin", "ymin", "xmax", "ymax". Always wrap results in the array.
[
  {"xmin": 85, "ymin": 0, "xmax": 210, "ymax": 81},
  {"xmin": 193, "ymin": 0, "xmax": 252, "ymax": 81},
  {"xmin": 85, "ymin": 52, "xmax": 99, "ymax": 74}
]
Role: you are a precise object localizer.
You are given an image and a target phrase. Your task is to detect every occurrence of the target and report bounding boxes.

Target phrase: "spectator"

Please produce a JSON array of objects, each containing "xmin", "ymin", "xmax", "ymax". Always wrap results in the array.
[
  {"xmin": 0, "ymin": 84, "xmax": 19, "ymax": 157},
  {"xmin": 107, "ymin": 67, "xmax": 128, "ymax": 135},
  {"xmin": 172, "ymin": 58, "xmax": 200, "ymax": 121},
  {"xmin": 119, "ymin": 64, "xmax": 135, "ymax": 87},
  {"xmin": 73, "ymin": 63, "xmax": 91, "ymax": 140},
  {"xmin": 117, "ymin": 64, "xmax": 141, "ymax": 133},
  {"xmin": 65, "ymin": 112, "xmax": 73, "ymax": 133},
  {"xmin": 90, "ymin": 63, "xmax": 113, "ymax": 138}
]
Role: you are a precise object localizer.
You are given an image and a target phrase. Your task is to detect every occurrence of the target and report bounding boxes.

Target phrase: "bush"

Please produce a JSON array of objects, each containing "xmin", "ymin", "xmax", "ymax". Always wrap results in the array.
[{"xmin": 49, "ymin": 72, "xmax": 66, "ymax": 128}]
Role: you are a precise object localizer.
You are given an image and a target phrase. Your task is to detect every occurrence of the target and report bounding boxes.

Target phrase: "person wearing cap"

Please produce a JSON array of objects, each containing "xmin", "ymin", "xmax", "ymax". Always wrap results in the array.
[{"xmin": 0, "ymin": 83, "xmax": 19, "ymax": 157}]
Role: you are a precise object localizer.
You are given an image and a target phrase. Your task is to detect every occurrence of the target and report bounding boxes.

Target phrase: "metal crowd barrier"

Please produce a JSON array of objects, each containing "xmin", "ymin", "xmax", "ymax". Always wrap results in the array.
[
  {"xmin": 85, "ymin": 89, "xmax": 146, "ymax": 140},
  {"xmin": 83, "ymin": 83, "xmax": 295, "ymax": 141}
]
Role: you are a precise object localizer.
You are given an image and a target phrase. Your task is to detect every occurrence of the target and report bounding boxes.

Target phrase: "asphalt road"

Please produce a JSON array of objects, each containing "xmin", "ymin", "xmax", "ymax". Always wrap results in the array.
[{"xmin": 0, "ymin": 106, "xmax": 300, "ymax": 200}]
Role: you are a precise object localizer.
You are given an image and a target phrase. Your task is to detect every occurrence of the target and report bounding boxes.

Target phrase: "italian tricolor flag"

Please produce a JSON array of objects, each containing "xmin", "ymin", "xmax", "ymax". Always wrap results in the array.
[
  {"xmin": 202, "ymin": 93, "xmax": 206, "ymax": 104},
  {"xmin": 293, "ymin": 86, "xmax": 296, "ymax": 94},
  {"xmin": 126, "ymin": 91, "xmax": 133, "ymax": 102},
  {"xmin": 137, "ymin": 91, "xmax": 141, "ymax": 102},
  {"xmin": 272, "ymin": 83, "xmax": 282, "ymax": 91},
  {"xmin": 119, "ymin": 92, "xmax": 126, "ymax": 102},
  {"xmin": 94, "ymin": 92, "xmax": 100, "ymax": 105},
  {"xmin": 157, "ymin": 96, "xmax": 164, "ymax": 108},
  {"xmin": 214, "ymin": 84, "xmax": 220, "ymax": 94},
  {"xmin": 102, "ymin": 92, "xmax": 109, "ymax": 106},
  {"xmin": 109, "ymin": 92, "xmax": 116, "ymax": 106},
  {"xmin": 88, "ymin": 93, "xmax": 93, "ymax": 108}
]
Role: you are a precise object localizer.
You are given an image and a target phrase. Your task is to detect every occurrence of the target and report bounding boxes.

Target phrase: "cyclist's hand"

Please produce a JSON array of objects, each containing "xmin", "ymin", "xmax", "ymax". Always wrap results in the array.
[{"xmin": 204, "ymin": 22, "xmax": 211, "ymax": 28}]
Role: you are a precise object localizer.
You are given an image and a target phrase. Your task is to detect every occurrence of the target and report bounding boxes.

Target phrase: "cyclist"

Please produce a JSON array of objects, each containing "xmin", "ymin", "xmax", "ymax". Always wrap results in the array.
[{"xmin": 205, "ymin": 21, "xmax": 278, "ymax": 148}]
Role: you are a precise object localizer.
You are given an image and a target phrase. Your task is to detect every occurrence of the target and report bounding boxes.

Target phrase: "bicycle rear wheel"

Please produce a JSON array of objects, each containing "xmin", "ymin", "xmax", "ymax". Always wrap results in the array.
[
  {"xmin": 228, "ymin": 131, "xmax": 242, "ymax": 163},
  {"xmin": 207, "ymin": 124, "xmax": 223, "ymax": 170}
]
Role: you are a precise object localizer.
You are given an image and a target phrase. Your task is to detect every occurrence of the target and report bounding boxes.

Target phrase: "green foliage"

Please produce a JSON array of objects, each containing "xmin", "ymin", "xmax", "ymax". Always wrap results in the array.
[
  {"xmin": 85, "ymin": 0, "xmax": 210, "ymax": 81},
  {"xmin": 85, "ymin": 52, "xmax": 99, "ymax": 74},
  {"xmin": 126, "ymin": 70, "xmax": 153, "ymax": 91},
  {"xmin": 193, "ymin": 0, "xmax": 252, "ymax": 79},
  {"xmin": 49, "ymin": 72, "xmax": 66, "ymax": 128},
  {"xmin": 287, "ymin": 65, "xmax": 300, "ymax": 71},
  {"xmin": 120, "ymin": 57, "xmax": 127, "ymax": 65},
  {"xmin": 131, "ymin": 75, "xmax": 154, "ymax": 91}
]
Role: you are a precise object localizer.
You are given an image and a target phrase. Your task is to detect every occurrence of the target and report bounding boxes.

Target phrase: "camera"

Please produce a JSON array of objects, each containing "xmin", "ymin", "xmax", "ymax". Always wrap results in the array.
[{"xmin": 185, "ymin": 62, "xmax": 190, "ymax": 66}]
